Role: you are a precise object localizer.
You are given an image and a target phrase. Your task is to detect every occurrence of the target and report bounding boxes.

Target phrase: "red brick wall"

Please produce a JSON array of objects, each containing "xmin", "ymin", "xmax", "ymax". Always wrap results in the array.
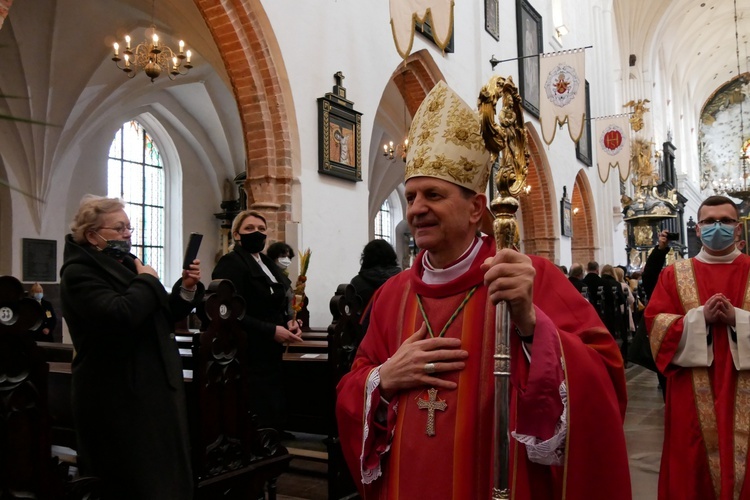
[
  {"xmin": 519, "ymin": 133, "xmax": 556, "ymax": 262},
  {"xmin": 571, "ymin": 170, "xmax": 596, "ymax": 264},
  {"xmin": 194, "ymin": 0, "xmax": 292, "ymax": 241}
]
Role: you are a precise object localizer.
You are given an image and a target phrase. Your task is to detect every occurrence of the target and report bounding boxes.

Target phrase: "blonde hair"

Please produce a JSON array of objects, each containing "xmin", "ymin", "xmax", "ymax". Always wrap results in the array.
[
  {"xmin": 70, "ymin": 195, "xmax": 125, "ymax": 244},
  {"xmin": 613, "ymin": 267, "xmax": 625, "ymax": 283},
  {"xmin": 601, "ymin": 264, "xmax": 616, "ymax": 278},
  {"xmin": 229, "ymin": 210, "xmax": 267, "ymax": 251}
]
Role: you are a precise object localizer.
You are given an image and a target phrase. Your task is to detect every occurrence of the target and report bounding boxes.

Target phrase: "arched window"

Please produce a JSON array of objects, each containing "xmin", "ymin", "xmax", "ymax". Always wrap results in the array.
[
  {"xmin": 107, "ymin": 120, "xmax": 165, "ymax": 277},
  {"xmin": 374, "ymin": 199, "xmax": 392, "ymax": 243}
]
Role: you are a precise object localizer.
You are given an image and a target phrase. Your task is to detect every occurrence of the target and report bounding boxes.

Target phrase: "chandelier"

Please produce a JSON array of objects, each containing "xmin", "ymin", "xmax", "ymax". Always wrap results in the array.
[
  {"xmin": 110, "ymin": 0, "xmax": 192, "ymax": 82},
  {"xmin": 383, "ymin": 138, "xmax": 409, "ymax": 162}
]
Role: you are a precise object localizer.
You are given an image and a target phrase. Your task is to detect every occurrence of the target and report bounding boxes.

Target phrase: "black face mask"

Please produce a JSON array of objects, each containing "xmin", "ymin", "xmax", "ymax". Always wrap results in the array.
[
  {"xmin": 238, "ymin": 231, "xmax": 267, "ymax": 253},
  {"xmin": 96, "ymin": 233, "xmax": 132, "ymax": 260}
]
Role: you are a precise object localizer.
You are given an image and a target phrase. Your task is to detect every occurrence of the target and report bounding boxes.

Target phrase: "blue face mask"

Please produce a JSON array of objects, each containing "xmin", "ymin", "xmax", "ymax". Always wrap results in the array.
[
  {"xmin": 33, "ymin": 293, "xmax": 43, "ymax": 301},
  {"xmin": 700, "ymin": 223, "xmax": 736, "ymax": 252}
]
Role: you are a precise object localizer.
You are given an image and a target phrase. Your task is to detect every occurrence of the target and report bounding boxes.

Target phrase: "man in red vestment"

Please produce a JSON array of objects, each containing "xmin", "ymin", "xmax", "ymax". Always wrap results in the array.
[
  {"xmin": 336, "ymin": 80, "xmax": 631, "ymax": 499},
  {"xmin": 646, "ymin": 195, "xmax": 750, "ymax": 500}
]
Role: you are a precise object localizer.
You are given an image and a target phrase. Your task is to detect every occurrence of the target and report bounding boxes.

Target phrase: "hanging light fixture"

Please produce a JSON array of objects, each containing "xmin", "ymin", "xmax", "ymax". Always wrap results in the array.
[
  {"xmin": 110, "ymin": 0, "xmax": 193, "ymax": 82},
  {"xmin": 724, "ymin": 0, "xmax": 749, "ymax": 200},
  {"xmin": 383, "ymin": 138, "xmax": 409, "ymax": 162}
]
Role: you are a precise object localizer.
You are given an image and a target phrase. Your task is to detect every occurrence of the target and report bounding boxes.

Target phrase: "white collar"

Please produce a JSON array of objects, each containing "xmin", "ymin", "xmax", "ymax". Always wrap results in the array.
[
  {"xmin": 695, "ymin": 247, "xmax": 741, "ymax": 264},
  {"xmin": 422, "ymin": 236, "xmax": 482, "ymax": 285}
]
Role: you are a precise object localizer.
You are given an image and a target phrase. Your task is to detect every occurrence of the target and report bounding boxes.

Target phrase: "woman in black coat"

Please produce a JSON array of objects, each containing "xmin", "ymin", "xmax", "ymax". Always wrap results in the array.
[
  {"xmin": 212, "ymin": 210, "xmax": 302, "ymax": 433},
  {"xmin": 60, "ymin": 195, "xmax": 203, "ymax": 500},
  {"xmin": 349, "ymin": 239, "xmax": 401, "ymax": 308}
]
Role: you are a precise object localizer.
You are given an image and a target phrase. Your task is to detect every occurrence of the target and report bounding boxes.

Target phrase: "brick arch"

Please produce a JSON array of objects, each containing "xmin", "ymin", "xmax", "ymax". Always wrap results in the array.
[
  {"xmin": 195, "ymin": 0, "xmax": 294, "ymax": 240},
  {"xmin": 392, "ymin": 49, "xmax": 444, "ymax": 115},
  {"xmin": 519, "ymin": 126, "xmax": 557, "ymax": 262},
  {"xmin": 571, "ymin": 169, "xmax": 597, "ymax": 264}
]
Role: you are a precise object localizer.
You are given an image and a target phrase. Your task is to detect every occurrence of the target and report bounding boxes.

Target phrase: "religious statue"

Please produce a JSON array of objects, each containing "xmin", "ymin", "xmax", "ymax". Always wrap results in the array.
[
  {"xmin": 624, "ymin": 99, "xmax": 650, "ymax": 132},
  {"xmin": 630, "ymin": 138, "xmax": 659, "ymax": 188}
]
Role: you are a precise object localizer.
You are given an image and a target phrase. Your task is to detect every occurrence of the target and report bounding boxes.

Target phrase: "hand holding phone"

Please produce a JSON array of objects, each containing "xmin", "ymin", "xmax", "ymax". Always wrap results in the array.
[
  {"xmin": 666, "ymin": 232, "xmax": 680, "ymax": 241},
  {"xmin": 183, "ymin": 233, "xmax": 203, "ymax": 269}
]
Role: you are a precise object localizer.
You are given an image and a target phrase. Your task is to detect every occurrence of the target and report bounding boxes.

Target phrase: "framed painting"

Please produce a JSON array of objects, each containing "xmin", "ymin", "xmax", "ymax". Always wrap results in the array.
[
  {"xmin": 22, "ymin": 238, "xmax": 57, "ymax": 282},
  {"xmin": 516, "ymin": 0, "xmax": 543, "ymax": 118},
  {"xmin": 318, "ymin": 92, "xmax": 362, "ymax": 182},
  {"xmin": 576, "ymin": 81, "xmax": 593, "ymax": 166},
  {"xmin": 560, "ymin": 198, "xmax": 572, "ymax": 237},
  {"xmin": 485, "ymin": 0, "xmax": 500, "ymax": 41}
]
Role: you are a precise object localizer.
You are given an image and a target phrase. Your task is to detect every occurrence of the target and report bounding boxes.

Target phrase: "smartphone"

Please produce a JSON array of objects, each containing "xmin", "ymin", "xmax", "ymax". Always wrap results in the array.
[
  {"xmin": 666, "ymin": 232, "xmax": 680, "ymax": 241},
  {"xmin": 183, "ymin": 233, "xmax": 203, "ymax": 269}
]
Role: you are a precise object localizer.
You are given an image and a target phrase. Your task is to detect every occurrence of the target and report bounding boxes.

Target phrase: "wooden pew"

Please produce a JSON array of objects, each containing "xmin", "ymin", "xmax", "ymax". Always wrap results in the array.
[
  {"xmin": 0, "ymin": 276, "xmax": 103, "ymax": 499},
  {"xmin": 189, "ymin": 279, "xmax": 292, "ymax": 499},
  {"xmin": 36, "ymin": 281, "xmax": 291, "ymax": 499},
  {"xmin": 280, "ymin": 283, "xmax": 364, "ymax": 499}
]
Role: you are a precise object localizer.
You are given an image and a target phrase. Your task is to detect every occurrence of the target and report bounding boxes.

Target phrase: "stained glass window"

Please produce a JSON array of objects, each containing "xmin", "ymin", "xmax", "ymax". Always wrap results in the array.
[
  {"xmin": 108, "ymin": 121, "xmax": 165, "ymax": 277},
  {"xmin": 374, "ymin": 199, "xmax": 392, "ymax": 243}
]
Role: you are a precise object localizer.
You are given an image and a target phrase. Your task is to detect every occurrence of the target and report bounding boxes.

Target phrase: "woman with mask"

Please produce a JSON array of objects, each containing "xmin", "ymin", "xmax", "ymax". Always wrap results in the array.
[
  {"xmin": 267, "ymin": 241, "xmax": 297, "ymax": 319},
  {"xmin": 29, "ymin": 282, "xmax": 57, "ymax": 342},
  {"xmin": 59, "ymin": 195, "xmax": 203, "ymax": 499},
  {"xmin": 212, "ymin": 210, "xmax": 302, "ymax": 434}
]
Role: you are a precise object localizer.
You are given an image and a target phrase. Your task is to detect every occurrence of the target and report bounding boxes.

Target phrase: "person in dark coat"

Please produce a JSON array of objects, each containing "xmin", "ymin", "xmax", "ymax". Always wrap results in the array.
[
  {"xmin": 349, "ymin": 239, "xmax": 401, "ymax": 308},
  {"xmin": 59, "ymin": 195, "xmax": 204, "ymax": 500},
  {"xmin": 267, "ymin": 241, "xmax": 296, "ymax": 317},
  {"xmin": 29, "ymin": 282, "xmax": 57, "ymax": 342},
  {"xmin": 567, "ymin": 263, "xmax": 586, "ymax": 296},
  {"xmin": 582, "ymin": 260, "xmax": 607, "ymax": 318},
  {"xmin": 212, "ymin": 210, "xmax": 302, "ymax": 433}
]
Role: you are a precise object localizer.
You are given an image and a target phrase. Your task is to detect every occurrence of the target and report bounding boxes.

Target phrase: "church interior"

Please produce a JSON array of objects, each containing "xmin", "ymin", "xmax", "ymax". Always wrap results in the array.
[{"xmin": 1, "ymin": 0, "xmax": 749, "ymax": 498}]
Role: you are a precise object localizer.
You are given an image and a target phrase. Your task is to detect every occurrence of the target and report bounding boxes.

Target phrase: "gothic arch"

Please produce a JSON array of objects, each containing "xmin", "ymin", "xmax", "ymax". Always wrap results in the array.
[
  {"xmin": 519, "ymin": 126, "xmax": 557, "ymax": 262},
  {"xmin": 571, "ymin": 169, "xmax": 597, "ymax": 265},
  {"xmin": 194, "ymin": 1, "xmax": 296, "ymax": 240}
]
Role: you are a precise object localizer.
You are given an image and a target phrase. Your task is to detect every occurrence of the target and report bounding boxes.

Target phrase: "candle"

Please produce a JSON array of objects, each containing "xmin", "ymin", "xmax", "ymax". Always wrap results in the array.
[
  {"xmin": 125, "ymin": 35, "xmax": 131, "ymax": 50},
  {"xmin": 179, "ymin": 40, "xmax": 185, "ymax": 53},
  {"xmin": 152, "ymin": 33, "xmax": 159, "ymax": 46},
  {"xmin": 186, "ymin": 50, "xmax": 191, "ymax": 64},
  {"xmin": 124, "ymin": 54, "xmax": 130, "ymax": 67},
  {"xmin": 172, "ymin": 57, "xmax": 178, "ymax": 69},
  {"xmin": 113, "ymin": 42, "xmax": 119, "ymax": 56}
]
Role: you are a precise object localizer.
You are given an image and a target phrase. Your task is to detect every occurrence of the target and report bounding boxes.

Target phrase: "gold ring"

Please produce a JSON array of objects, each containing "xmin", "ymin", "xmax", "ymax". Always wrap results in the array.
[{"xmin": 424, "ymin": 362, "xmax": 436, "ymax": 374}]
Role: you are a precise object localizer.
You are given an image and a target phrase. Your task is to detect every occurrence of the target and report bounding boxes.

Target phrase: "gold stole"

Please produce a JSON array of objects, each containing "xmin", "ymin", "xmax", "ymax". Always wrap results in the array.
[{"xmin": 671, "ymin": 259, "xmax": 750, "ymax": 500}]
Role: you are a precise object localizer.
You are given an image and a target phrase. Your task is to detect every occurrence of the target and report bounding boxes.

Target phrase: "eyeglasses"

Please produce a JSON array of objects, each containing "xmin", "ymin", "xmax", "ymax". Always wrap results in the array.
[
  {"xmin": 697, "ymin": 218, "xmax": 739, "ymax": 226},
  {"xmin": 99, "ymin": 224, "xmax": 134, "ymax": 234}
]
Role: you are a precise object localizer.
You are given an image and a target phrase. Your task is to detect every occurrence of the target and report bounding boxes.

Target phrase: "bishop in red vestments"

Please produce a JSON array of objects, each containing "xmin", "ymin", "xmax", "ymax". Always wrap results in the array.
[
  {"xmin": 336, "ymin": 80, "xmax": 631, "ymax": 500},
  {"xmin": 646, "ymin": 195, "xmax": 750, "ymax": 500}
]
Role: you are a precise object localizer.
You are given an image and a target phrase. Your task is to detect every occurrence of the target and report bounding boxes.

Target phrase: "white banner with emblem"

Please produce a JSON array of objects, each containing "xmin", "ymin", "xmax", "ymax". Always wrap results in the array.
[
  {"xmin": 539, "ymin": 48, "xmax": 586, "ymax": 145},
  {"xmin": 595, "ymin": 115, "xmax": 631, "ymax": 183}
]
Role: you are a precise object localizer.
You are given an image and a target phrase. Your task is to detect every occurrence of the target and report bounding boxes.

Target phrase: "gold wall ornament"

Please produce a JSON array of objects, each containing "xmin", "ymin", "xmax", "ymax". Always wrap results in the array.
[
  {"xmin": 635, "ymin": 225, "xmax": 653, "ymax": 247},
  {"xmin": 624, "ymin": 98, "xmax": 650, "ymax": 132}
]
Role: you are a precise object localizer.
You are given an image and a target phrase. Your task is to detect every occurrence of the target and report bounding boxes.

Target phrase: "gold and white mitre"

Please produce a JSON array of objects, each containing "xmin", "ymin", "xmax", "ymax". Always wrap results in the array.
[{"xmin": 404, "ymin": 80, "xmax": 491, "ymax": 193}]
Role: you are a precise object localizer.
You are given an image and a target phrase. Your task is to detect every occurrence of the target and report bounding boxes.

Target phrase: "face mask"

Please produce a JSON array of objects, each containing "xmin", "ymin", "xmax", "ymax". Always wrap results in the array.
[
  {"xmin": 238, "ymin": 231, "xmax": 267, "ymax": 253},
  {"xmin": 277, "ymin": 257, "xmax": 292, "ymax": 269},
  {"xmin": 95, "ymin": 232, "xmax": 132, "ymax": 259},
  {"xmin": 33, "ymin": 293, "xmax": 43, "ymax": 301},
  {"xmin": 700, "ymin": 223, "xmax": 736, "ymax": 252}
]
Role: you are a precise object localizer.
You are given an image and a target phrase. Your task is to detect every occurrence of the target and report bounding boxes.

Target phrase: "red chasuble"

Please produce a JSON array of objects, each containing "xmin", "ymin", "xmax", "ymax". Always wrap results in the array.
[
  {"xmin": 645, "ymin": 255, "xmax": 750, "ymax": 500},
  {"xmin": 336, "ymin": 237, "xmax": 631, "ymax": 500}
]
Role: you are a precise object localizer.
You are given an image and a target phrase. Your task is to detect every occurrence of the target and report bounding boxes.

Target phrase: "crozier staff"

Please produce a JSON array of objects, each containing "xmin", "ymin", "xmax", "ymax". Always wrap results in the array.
[{"xmin": 60, "ymin": 195, "xmax": 203, "ymax": 499}]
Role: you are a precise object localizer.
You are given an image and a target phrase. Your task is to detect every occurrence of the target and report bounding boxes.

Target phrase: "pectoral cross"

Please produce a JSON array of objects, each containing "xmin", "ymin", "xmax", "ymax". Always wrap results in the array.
[{"xmin": 417, "ymin": 388, "xmax": 447, "ymax": 436}]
